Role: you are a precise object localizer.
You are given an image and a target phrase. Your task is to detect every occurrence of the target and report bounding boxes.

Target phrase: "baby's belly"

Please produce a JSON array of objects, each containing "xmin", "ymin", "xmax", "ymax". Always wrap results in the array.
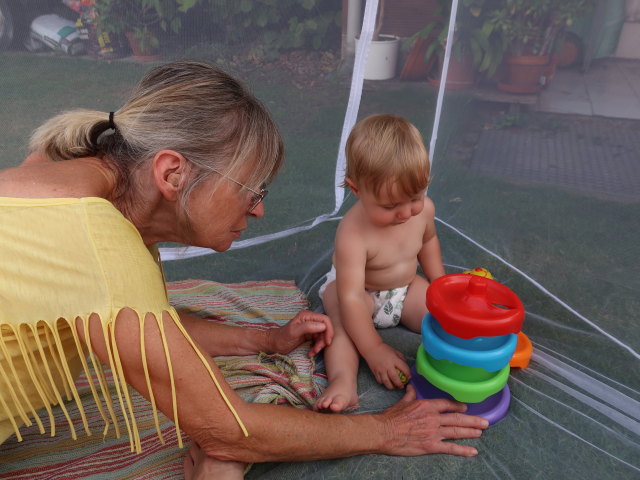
[{"xmin": 364, "ymin": 263, "xmax": 417, "ymax": 292}]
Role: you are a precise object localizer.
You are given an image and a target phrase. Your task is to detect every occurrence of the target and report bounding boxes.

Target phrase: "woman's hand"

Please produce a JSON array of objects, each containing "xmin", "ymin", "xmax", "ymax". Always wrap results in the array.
[
  {"xmin": 381, "ymin": 385, "xmax": 489, "ymax": 457},
  {"xmin": 363, "ymin": 343, "xmax": 411, "ymax": 389},
  {"xmin": 267, "ymin": 310, "xmax": 334, "ymax": 357}
]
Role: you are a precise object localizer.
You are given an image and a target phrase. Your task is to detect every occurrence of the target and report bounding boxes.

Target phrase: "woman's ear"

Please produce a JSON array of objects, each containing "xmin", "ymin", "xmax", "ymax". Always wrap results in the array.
[
  {"xmin": 344, "ymin": 177, "xmax": 361, "ymax": 197},
  {"xmin": 153, "ymin": 150, "xmax": 188, "ymax": 201}
]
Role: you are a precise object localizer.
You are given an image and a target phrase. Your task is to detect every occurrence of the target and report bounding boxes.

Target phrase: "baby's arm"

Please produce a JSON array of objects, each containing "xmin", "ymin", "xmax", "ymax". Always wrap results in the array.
[
  {"xmin": 418, "ymin": 197, "xmax": 446, "ymax": 282},
  {"xmin": 334, "ymin": 225, "xmax": 409, "ymax": 389}
]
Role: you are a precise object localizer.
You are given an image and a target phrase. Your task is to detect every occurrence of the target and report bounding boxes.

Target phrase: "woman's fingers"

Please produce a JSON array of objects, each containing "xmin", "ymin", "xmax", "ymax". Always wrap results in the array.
[
  {"xmin": 402, "ymin": 383, "xmax": 418, "ymax": 402},
  {"xmin": 438, "ymin": 425, "xmax": 485, "ymax": 440},
  {"xmin": 440, "ymin": 411, "xmax": 488, "ymax": 427},
  {"xmin": 421, "ymin": 397, "xmax": 469, "ymax": 414},
  {"xmin": 308, "ymin": 336, "xmax": 327, "ymax": 357},
  {"xmin": 433, "ymin": 441, "xmax": 479, "ymax": 457}
]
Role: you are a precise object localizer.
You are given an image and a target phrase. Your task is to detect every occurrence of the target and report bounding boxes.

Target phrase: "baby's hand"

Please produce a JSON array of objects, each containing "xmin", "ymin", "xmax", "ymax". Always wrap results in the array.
[{"xmin": 364, "ymin": 343, "xmax": 411, "ymax": 390}]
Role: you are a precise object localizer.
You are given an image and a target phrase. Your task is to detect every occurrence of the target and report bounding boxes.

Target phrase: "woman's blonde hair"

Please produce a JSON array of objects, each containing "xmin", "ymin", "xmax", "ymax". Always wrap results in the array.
[
  {"xmin": 29, "ymin": 60, "xmax": 284, "ymax": 215},
  {"xmin": 344, "ymin": 114, "xmax": 430, "ymax": 196}
]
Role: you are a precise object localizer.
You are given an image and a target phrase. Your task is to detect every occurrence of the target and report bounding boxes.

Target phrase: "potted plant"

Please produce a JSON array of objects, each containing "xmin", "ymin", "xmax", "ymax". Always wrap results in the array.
[
  {"xmin": 489, "ymin": 0, "xmax": 597, "ymax": 92},
  {"xmin": 92, "ymin": 0, "xmax": 183, "ymax": 60},
  {"xmin": 413, "ymin": 0, "xmax": 506, "ymax": 89}
]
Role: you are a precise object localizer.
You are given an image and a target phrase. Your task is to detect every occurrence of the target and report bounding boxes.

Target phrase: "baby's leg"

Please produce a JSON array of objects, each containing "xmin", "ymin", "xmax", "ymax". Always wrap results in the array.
[
  {"xmin": 399, "ymin": 275, "xmax": 429, "ymax": 333},
  {"xmin": 184, "ymin": 442, "xmax": 246, "ymax": 480},
  {"xmin": 314, "ymin": 281, "xmax": 361, "ymax": 412}
]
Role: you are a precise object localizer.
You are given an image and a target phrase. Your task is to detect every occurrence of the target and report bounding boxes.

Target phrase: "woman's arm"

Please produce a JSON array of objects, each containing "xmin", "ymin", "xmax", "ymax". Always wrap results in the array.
[
  {"xmin": 178, "ymin": 309, "xmax": 333, "ymax": 357},
  {"xmin": 77, "ymin": 309, "xmax": 487, "ymax": 463}
]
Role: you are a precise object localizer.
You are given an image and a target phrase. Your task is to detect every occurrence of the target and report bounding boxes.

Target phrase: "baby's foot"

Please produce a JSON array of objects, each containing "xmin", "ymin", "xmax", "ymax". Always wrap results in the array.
[
  {"xmin": 184, "ymin": 442, "xmax": 246, "ymax": 479},
  {"xmin": 314, "ymin": 380, "xmax": 359, "ymax": 412}
]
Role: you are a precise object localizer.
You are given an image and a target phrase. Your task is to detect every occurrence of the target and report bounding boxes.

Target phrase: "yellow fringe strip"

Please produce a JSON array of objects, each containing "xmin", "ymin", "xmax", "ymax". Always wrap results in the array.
[
  {"xmin": 101, "ymin": 319, "xmax": 137, "ymax": 453},
  {"xmin": 0, "ymin": 367, "xmax": 24, "ymax": 442},
  {"xmin": 110, "ymin": 317, "xmax": 142, "ymax": 453},
  {"xmin": 31, "ymin": 323, "xmax": 77, "ymax": 440},
  {"xmin": 153, "ymin": 312, "xmax": 183, "ymax": 448},
  {"xmin": 42, "ymin": 326, "xmax": 72, "ymax": 401},
  {"xmin": 0, "ymin": 334, "xmax": 45, "ymax": 434},
  {"xmin": 12, "ymin": 324, "xmax": 55, "ymax": 436},
  {"xmin": 139, "ymin": 313, "xmax": 165, "ymax": 444},
  {"xmin": 65, "ymin": 317, "xmax": 111, "ymax": 434},
  {"xmin": 0, "ymin": 327, "xmax": 35, "ymax": 430},
  {"xmin": 49, "ymin": 319, "xmax": 91, "ymax": 437},
  {"xmin": 83, "ymin": 315, "xmax": 120, "ymax": 439}
]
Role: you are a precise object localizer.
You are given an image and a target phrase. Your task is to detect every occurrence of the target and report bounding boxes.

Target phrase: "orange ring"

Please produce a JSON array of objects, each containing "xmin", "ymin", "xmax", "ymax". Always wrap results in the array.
[{"xmin": 510, "ymin": 332, "xmax": 533, "ymax": 369}]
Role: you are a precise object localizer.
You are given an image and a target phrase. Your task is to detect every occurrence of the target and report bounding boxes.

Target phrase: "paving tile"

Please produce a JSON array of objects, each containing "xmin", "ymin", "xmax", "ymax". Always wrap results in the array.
[{"xmin": 537, "ymin": 58, "xmax": 640, "ymax": 120}]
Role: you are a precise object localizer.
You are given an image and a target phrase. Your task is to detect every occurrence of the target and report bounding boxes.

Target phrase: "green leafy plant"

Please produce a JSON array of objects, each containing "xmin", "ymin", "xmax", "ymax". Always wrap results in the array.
[
  {"xmin": 93, "ymin": 0, "xmax": 183, "ymax": 52},
  {"xmin": 488, "ymin": 0, "xmax": 597, "ymax": 56},
  {"xmin": 413, "ymin": 0, "xmax": 506, "ymax": 79},
  {"xmin": 176, "ymin": 0, "xmax": 341, "ymax": 59}
]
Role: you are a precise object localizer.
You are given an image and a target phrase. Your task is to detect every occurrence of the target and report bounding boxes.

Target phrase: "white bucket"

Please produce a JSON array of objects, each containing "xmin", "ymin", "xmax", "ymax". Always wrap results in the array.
[{"xmin": 356, "ymin": 34, "xmax": 400, "ymax": 80}]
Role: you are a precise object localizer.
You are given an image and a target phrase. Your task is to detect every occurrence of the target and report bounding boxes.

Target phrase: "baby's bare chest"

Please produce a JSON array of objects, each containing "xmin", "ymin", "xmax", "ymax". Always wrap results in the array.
[{"xmin": 366, "ymin": 224, "xmax": 424, "ymax": 268}]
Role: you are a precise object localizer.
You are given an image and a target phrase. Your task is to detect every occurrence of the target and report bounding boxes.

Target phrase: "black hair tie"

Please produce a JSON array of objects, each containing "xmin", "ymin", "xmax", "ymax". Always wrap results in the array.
[{"xmin": 108, "ymin": 111, "xmax": 116, "ymax": 130}]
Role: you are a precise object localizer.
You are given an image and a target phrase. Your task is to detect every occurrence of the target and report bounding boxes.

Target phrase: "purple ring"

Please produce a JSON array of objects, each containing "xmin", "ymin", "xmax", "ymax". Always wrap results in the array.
[{"xmin": 409, "ymin": 365, "xmax": 511, "ymax": 425}]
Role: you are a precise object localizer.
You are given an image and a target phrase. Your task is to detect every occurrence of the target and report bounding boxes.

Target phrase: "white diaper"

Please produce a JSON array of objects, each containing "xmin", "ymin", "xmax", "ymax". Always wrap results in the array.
[{"xmin": 319, "ymin": 266, "xmax": 409, "ymax": 328}]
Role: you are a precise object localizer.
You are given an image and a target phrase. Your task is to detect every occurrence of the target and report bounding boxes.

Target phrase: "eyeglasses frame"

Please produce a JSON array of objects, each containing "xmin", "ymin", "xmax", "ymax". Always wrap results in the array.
[{"xmin": 211, "ymin": 168, "xmax": 268, "ymax": 212}]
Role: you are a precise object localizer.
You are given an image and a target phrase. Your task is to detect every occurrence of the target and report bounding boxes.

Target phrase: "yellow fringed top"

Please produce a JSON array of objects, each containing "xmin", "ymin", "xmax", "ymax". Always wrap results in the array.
[{"xmin": 0, "ymin": 197, "xmax": 247, "ymax": 451}]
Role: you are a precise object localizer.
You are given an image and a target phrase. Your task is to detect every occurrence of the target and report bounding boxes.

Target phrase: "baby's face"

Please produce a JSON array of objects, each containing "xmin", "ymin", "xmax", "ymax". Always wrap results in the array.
[{"xmin": 359, "ymin": 181, "xmax": 425, "ymax": 227}]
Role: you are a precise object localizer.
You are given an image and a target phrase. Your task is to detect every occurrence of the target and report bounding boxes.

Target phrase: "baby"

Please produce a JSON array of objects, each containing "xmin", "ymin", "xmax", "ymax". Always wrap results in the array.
[{"xmin": 316, "ymin": 114, "xmax": 445, "ymax": 412}]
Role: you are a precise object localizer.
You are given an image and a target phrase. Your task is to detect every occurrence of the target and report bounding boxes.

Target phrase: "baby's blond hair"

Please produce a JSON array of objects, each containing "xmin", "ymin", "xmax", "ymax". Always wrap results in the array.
[{"xmin": 344, "ymin": 114, "xmax": 430, "ymax": 196}]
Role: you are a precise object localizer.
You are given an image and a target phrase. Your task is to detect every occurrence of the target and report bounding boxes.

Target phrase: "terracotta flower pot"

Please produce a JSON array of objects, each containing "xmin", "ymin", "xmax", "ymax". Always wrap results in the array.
[
  {"xmin": 124, "ymin": 31, "xmax": 160, "ymax": 62},
  {"xmin": 428, "ymin": 50, "xmax": 476, "ymax": 90},
  {"xmin": 498, "ymin": 55, "xmax": 551, "ymax": 94}
]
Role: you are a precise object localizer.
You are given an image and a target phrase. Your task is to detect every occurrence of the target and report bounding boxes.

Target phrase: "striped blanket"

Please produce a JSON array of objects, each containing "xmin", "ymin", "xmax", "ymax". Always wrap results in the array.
[{"xmin": 0, "ymin": 279, "xmax": 326, "ymax": 479}]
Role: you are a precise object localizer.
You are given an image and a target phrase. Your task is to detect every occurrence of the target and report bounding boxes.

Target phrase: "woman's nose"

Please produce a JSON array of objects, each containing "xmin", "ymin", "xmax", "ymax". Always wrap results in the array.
[{"xmin": 249, "ymin": 201, "xmax": 265, "ymax": 218}]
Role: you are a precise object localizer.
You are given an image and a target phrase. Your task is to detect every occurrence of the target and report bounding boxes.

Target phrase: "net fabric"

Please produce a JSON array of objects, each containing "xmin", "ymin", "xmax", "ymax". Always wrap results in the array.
[{"xmin": 0, "ymin": 0, "xmax": 638, "ymax": 478}]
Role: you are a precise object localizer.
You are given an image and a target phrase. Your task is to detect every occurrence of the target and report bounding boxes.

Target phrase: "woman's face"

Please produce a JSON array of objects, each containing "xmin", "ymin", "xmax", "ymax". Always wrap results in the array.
[{"xmin": 183, "ymin": 166, "xmax": 266, "ymax": 252}]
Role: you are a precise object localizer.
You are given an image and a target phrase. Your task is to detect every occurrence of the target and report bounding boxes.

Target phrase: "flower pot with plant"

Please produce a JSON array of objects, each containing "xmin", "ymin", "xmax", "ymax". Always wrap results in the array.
[
  {"xmin": 412, "ymin": 0, "xmax": 506, "ymax": 89},
  {"xmin": 489, "ymin": 0, "xmax": 596, "ymax": 93},
  {"xmin": 92, "ymin": 0, "xmax": 183, "ymax": 60}
]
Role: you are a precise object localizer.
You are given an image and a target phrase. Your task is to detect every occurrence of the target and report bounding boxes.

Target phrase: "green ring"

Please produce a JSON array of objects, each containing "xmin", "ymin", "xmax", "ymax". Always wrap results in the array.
[{"xmin": 416, "ymin": 345, "xmax": 510, "ymax": 403}]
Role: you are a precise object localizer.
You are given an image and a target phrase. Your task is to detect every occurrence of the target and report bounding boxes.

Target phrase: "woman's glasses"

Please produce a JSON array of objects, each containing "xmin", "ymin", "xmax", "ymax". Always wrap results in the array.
[{"xmin": 212, "ymin": 169, "xmax": 268, "ymax": 212}]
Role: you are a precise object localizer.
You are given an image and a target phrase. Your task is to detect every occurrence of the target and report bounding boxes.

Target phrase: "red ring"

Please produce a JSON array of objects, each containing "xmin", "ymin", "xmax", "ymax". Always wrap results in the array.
[{"xmin": 427, "ymin": 274, "xmax": 524, "ymax": 338}]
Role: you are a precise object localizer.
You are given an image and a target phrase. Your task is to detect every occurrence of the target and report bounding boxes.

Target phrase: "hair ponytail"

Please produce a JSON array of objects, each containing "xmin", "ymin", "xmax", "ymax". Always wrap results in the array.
[{"xmin": 28, "ymin": 109, "xmax": 114, "ymax": 162}]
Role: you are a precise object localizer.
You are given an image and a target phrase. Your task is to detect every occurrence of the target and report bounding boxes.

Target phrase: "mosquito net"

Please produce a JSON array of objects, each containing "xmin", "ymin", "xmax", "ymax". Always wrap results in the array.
[{"xmin": 0, "ymin": 0, "xmax": 638, "ymax": 478}]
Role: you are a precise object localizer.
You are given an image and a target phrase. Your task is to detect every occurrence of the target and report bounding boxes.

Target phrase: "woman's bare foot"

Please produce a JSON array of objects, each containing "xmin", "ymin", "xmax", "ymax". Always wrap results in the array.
[
  {"xmin": 184, "ymin": 442, "xmax": 246, "ymax": 479},
  {"xmin": 314, "ymin": 378, "xmax": 359, "ymax": 412}
]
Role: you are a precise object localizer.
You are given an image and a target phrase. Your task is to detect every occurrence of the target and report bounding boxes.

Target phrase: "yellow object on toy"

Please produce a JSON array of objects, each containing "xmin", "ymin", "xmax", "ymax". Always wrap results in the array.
[
  {"xmin": 397, "ymin": 369, "xmax": 408, "ymax": 384},
  {"xmin": 463, "ymin": 267, "xmax": 494, "ymax": 279}
]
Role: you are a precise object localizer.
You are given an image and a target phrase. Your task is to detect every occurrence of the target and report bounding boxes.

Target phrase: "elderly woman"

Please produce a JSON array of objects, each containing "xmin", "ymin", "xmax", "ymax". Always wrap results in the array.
[{"xmin": 0, "ymin": 60, "xmax": 488, "ymax": 479}]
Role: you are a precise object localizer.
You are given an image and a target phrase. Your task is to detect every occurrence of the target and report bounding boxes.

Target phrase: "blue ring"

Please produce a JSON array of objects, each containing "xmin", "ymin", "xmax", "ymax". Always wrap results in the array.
[{"xmin": 422, "ymin": 314, "xmax": 517, "ymax": 371}]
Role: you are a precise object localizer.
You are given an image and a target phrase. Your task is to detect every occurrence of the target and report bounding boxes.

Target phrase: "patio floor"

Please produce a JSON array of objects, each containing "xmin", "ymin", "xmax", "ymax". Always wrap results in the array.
[
  {"xmin": 466, "ymin": 58, "xmax": 640, "ymax": 202},
  {"xmin": 537, "ymin": 57, "xmax": 640, "ymax": 120}
]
